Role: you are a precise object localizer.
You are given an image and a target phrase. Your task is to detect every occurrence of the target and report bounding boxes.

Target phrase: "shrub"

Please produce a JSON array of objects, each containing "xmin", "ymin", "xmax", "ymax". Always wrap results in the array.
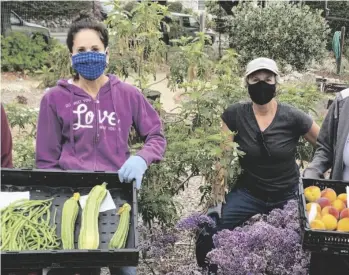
[
  {"xmin": 167, "ymin": 1, "xmax": 183, "ymax": 13},
  {"xmin": 1, "ymin": 32, "xmax": 50, "ymax": 72},
  {"xmin": 227, "ymin": 1, "xmax": 330, "ymax": 71},
  {"xmin": 4, "ymin": 103, "xmax": 38, "ymax": 168},
  {"xmin": 122, "ymin": 1, "xmax": 138, "ymax": 14},
  {"xmin": 36, "ymin": 41, "xmax": 72, "ymax": 88},
  {"xmin": 6, "ymin": 1, "xmax": 95, "ymax": 21}
]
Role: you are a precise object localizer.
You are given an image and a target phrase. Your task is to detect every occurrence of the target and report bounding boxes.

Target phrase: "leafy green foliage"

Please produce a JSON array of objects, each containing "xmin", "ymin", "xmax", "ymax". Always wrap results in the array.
[
  {"xmin": 36, "ymin": 40, "xmax": 72, "ymax": 88},
  {"xmin": 167, "ymin": 1, "xmax": 183, "ymax": 13},
  {"xmin": 168, "ymin": 34, "xmax": 216, "ymax": 88},
  {"xmin": 106, "ymin": 0, "xmax": 169, "ymax": 90},
  {"xmin": 8, "ymin": 1, "xmax": 95, "ymax": 20},
  {"xmin": 139, "ymin": 37, "xmax": 246, "ymax": 226},
  {"xmin": 227, "ymin": 1, "xmax": 330, "ymax": 71},
  {"xmin": 4, "ymin": 103, "xmax": 38, "ymax": 168},
  {"xmin": 278, "ymin": 82, "xmax": 323, "ymax": 115},
  {"xmin": 1, "ymin": 32, "xmax": 50, "ymax": 72},
  {"xmin": 122, "ymin": 1, "xmax": 138, "ymax": 14}
]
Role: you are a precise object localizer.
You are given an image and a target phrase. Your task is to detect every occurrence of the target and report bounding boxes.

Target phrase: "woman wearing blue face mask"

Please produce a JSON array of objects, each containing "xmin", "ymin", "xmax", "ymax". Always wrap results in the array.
[
  {"xmin": 34, "ymin": 13, "xmax": 166, "ymax": 275},
  {"xmin": 196, "ymin": 58, "xmax": 320, "ymax": 273}
]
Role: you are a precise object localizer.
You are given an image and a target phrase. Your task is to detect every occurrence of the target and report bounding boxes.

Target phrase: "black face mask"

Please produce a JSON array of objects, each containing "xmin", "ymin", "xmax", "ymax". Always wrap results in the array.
[{"xmin": 248, "ymin": 81, "xmax": 276, "ymax": 105}]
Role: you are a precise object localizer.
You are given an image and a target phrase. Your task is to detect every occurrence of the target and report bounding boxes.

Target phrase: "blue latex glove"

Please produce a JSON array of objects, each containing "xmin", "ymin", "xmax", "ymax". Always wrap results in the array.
[{"xmin": 118, "ymin": 156, "xmax": 147, "ymax": 189}]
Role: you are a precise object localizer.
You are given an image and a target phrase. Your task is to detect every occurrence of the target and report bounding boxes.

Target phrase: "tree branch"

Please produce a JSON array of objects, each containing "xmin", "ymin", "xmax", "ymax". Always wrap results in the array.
[
  {"xmin": 143, "ymin": 259, "xmax": 157, "ymax": 275},
  {"xmin": 146, "ymin": 76, "xmax": 167, "ymax": 88},
  {"xmin": 173, "ymin": 173, "xmax": 194, "ymax": 194}
]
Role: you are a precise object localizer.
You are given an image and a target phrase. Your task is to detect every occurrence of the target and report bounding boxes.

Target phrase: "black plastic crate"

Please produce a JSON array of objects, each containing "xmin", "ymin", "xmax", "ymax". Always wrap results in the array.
[
  {"xmin": 298, "ymin": 178, "xmax": 349, "ymax": 255},
  {"xmin": 0, "ymin": 168, "xmax": 139, "ymax": 270}
]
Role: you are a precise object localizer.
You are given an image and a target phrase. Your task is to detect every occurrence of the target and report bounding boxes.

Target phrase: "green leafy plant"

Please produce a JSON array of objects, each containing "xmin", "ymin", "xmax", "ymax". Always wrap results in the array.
[
  {"xmin": 1, "ymin": 32, "xmax": 50, "ymax": 72},
  {"xmin": 167, "ymin": 33, "xmax": 216, "ymax": 89},
  {"xmin": 167, "ymin": 1, "xmax": 183, "ymax": 13},
  {"xmin": 4, "ymin": 103, "xmax": 38, "ymax": 168},
  {"xmin": 36, "ymin": 41, "xmax": 72, "ymax": 88},
  {"xmin": 122, "ymin": 0, "xmax": 138, "ymax": 14},
  {"xmin": 105, "ymin": 0, "xmax": 169, "ymax": 90},
  {"xmin": 139, "ymin": 36, "xmax": 247, "ymax": 226},
  {"xmin": 227, "ymin": 1, "xmax": 330, "ymax": 71}
]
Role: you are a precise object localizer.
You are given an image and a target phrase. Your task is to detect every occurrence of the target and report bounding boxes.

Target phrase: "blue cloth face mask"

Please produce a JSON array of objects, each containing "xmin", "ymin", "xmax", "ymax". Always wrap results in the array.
[{"xmin": 72, "ymin": 51, "xmax": 107, "ymax": 81}]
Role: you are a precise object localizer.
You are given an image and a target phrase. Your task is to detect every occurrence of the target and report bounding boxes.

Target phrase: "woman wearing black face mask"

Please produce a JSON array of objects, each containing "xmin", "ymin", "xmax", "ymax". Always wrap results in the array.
[{"xmin": 196, "ymin": 57, "xmax": 320, "ymax": 273}]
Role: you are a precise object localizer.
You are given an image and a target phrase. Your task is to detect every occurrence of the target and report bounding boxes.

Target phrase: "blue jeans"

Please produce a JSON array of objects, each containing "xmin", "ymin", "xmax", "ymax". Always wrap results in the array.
[
  {"xmin": 196, "ymin": 186, "xmax": 296, "ymax": 270},
  {"xmin": 109, "ymin": 267, "xmax": 136, "ymax": 275},
  {"xmin": 219, "ymin": 187, "xmax": 296, "ymax": 230}
]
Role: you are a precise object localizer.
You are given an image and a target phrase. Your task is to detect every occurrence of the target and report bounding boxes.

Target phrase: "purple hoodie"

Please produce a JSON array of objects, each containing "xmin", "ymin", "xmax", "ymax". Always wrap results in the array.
[{"xmin": 36, "ymin": 74, "xmax": 166, "ymax": 171}]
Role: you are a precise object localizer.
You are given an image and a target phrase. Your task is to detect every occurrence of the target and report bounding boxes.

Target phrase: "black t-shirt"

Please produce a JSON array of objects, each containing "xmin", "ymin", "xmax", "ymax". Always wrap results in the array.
[{"xmin": 221, "ymin": 101, "xmax": 313, "ymax": 192}]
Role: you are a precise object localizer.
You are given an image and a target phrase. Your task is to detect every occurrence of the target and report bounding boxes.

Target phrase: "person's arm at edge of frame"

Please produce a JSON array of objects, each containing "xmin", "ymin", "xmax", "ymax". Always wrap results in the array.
[
  {"xmin": 303, "ymin": 100, "xmax": 337, "ymax": 179},
  {"xmin": 35, "ymin": 94, "xmax": 63, "ymax": 169},
  {"xmin": 303, "ymin": 120, "xmax": 320, "ymax": 146},
  {"xmin": 1, "ymin": 104, "xmax": 13, "ymax": 168}
]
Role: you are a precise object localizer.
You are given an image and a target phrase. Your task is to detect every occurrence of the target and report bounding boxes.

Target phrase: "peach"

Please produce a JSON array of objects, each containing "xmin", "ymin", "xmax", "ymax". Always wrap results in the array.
[
  {"xmin": 306, "ymin": 203, "xmax": 321, "ymax": 213},
  {"xmin": 316, "ymin": 197, "xmax": 331, "ymax": 209},
  {"xmin": 321, "ymin": 188, "xmax": 337, "ymax": 202},
  {"xmin": 340, "ymin": 208, "xmax": 349, "ymax": 219},
  {"xmin": 337, "ymin": 218, "xmax": 349, "ymax": 232},
  {"xmin": 338, "ymin": 193, "xmax": 347, "ymax": 204},
  {"xmin": 304, "ymin": 186, "xmax": 321, "ymax": 202},
  {"xmin": 321, "ymin": 206, "xmax": 339, "ymax": 220},
  {"xmin": 332, "ymin": 199, "xmax": 346, "ymax": 212},
  {"xmin": 310, "ymin": 219, "xmax": 326, "ymax": 230},
  {"xmin": 321, "ymin": 214, "xmax": 338, "ymax": 231}
]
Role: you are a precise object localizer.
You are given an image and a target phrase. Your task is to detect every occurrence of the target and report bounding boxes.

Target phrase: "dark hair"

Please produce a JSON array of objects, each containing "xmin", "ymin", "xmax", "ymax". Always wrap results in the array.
[{"xmin": 66, "ymin": 11, "xmax": 109, "ymax": 53}]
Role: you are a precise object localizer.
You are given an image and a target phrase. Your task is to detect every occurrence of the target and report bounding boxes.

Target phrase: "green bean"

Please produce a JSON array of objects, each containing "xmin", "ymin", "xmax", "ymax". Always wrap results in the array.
[{"xmin": 1, "ymin": 198, "xmax": 59, "ymax": 251}]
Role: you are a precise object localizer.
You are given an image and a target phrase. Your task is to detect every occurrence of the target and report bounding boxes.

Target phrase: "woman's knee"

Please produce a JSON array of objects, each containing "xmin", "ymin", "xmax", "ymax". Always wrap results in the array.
[{"xmin": 219, "ymin": 189, "xmax": 262, "ymax": 230}]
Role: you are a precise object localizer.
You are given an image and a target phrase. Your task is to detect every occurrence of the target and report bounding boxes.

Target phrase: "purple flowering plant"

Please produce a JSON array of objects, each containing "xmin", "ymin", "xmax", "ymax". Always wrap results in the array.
[
  {"xmin": 176, "ymin": 200, "xmax": 310, "ymax": 275},
  {"xmin": 176, "ymin": 212, "xmax": 216, "ymax": 231}
]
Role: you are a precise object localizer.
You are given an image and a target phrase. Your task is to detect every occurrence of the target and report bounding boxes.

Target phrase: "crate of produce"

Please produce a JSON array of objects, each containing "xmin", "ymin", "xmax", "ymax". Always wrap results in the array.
[
  {"xmin": 298, "ymin": 178, "xmax": 349, "ymax": 255},
  {"xmin": 0, "ymin": 168, "xmax": 139, "ymax": 270}
]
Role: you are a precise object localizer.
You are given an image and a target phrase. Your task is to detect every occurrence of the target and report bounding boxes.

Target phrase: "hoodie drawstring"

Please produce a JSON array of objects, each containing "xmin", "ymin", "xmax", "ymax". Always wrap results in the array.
[
  {"xmin": 110, "ymin": 81, "xmax": 120, "ymax": 153},
  {"xmin": 69, "ymin": 89, "xmax": 76, "ymax": 154}
]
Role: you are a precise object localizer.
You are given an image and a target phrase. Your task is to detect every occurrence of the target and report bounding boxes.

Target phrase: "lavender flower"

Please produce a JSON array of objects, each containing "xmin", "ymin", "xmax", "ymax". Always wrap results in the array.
[
  {"xmin": 139, "ymin": 224, "xmax": 179, "ymax": 258},
  {"xmin": 207, "ymin": 200, "xmax": 310, "ymax": 275},
  {"xmin": 176, "ymin": 213, "xmax": 216, "ymax": 231}
]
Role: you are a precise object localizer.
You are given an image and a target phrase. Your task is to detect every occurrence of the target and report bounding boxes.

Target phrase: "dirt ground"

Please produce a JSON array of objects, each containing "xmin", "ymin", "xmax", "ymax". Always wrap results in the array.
[{"xmin": 0, "ymin": 71, "xmax": 183, "ymax": 114}]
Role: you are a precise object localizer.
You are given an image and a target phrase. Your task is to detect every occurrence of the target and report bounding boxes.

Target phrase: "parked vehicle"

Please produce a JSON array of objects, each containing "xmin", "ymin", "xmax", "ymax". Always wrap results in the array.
[
  {"xmin": 9, "ymin": 10, "xmax": 51, "ymax": 43},
  {"xmin": 100, "ymin": 3, "xmax": 216, "ymax": 46},
  {"xmin": 163, "ymin": 12, "xmax": 217, "ymax": 45}
]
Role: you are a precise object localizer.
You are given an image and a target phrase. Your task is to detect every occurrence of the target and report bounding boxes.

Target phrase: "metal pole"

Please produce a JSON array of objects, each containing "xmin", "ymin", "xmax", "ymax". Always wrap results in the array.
[
  {"xmin": 218, "ymin": 4, "xmax": 222, "ymax": 59},
  {"xmin": 338, "ymin": 26, "xmax": 346, "ymax": 74},
  {"xmin": 199, "ymin": 11, "xmax": 206, "ymax": 32},
  {"xmin": 325, "ymin": 0, "xmax": 329, "ymax": 18}
]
